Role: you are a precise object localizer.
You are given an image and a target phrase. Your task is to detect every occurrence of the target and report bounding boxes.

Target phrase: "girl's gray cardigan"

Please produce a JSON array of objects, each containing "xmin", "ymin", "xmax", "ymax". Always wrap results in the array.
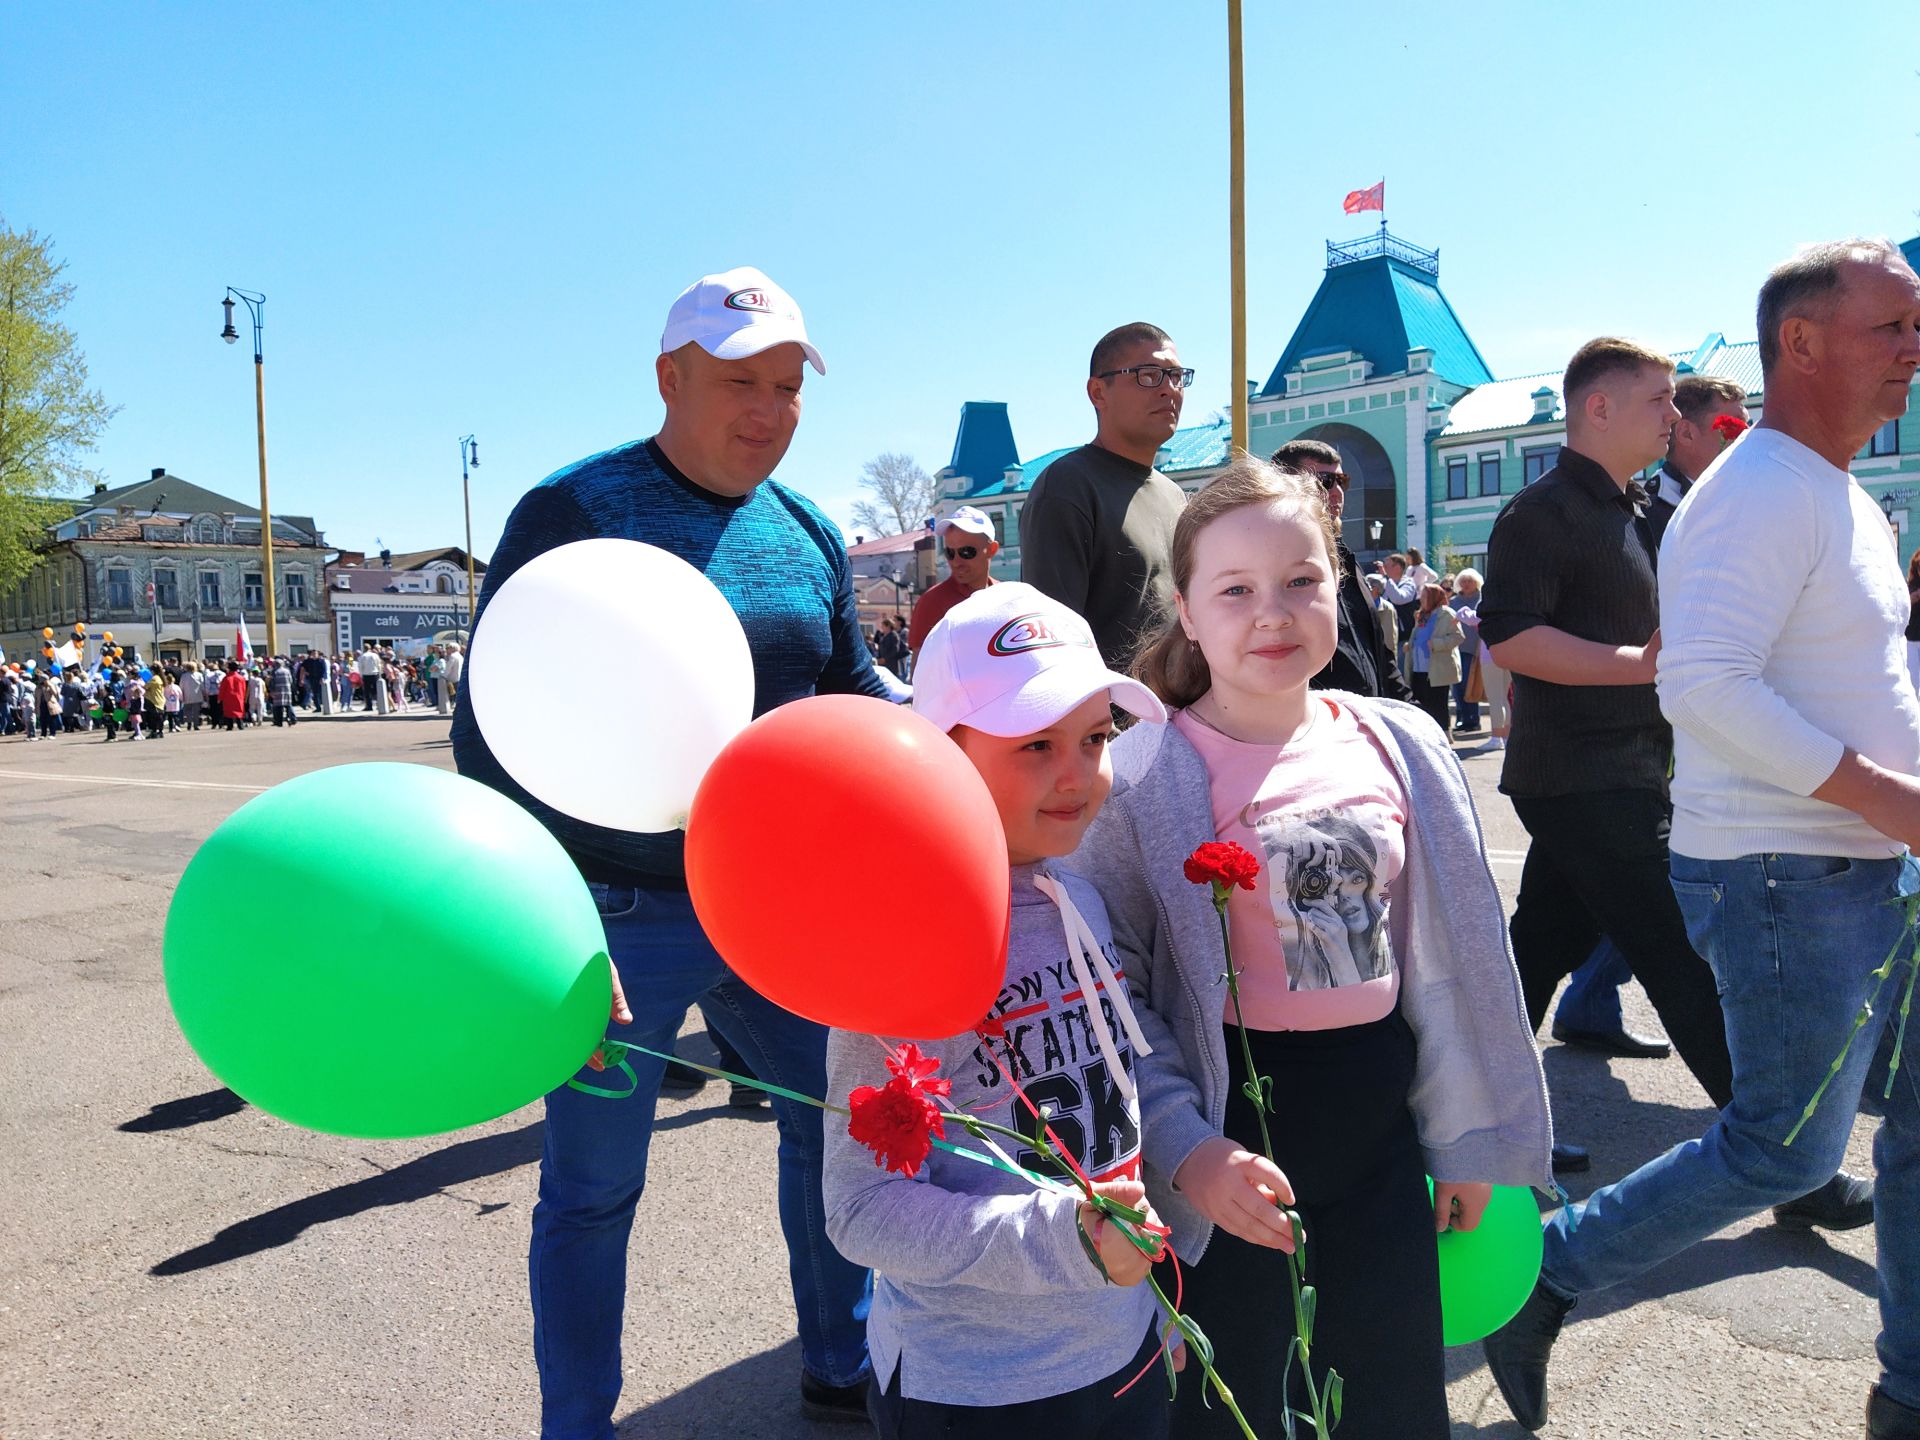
[{"xmin": 1072, "ymin": 696, "xmax": 1555, "ymax": 1262}]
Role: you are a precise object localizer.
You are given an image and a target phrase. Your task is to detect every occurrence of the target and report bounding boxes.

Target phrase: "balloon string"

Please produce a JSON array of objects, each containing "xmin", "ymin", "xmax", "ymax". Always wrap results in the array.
[{"xmin": 578, "ymin": 1038, "xmax": 1061, "ymax": 1186}]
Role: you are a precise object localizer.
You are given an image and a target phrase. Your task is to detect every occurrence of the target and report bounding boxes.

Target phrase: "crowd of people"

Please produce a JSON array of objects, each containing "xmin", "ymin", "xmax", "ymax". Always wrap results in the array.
[
  {"xmin": 440, "ymin": 248, "xmax": 1920, "ymax": 1440},
  {"xmin": 1, "ymin": 641, "xmax": 467, "ymax": 741}
]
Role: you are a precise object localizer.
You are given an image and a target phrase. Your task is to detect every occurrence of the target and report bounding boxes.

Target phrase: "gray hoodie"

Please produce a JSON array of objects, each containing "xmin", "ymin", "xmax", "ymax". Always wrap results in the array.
[
  {"xmin": 1071, "ymin": 696, "xmax": 1555, "ymax": 1264},
  {"xmin": 822, "ymin": 862, "xmax": 1158, "ymax": 1407}
]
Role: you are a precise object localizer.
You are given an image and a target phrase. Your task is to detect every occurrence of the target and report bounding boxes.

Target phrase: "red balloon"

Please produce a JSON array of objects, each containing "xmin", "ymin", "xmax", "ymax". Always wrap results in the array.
[{"xmin": 687, "ymin": 694, "xmax": 1009, "ymax": 1040}]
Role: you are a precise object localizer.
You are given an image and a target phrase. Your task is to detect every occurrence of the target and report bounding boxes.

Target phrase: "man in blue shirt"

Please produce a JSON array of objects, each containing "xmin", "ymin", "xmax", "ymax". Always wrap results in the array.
[{"xmin": 453, "ymin": 266, "xmax": 886, "ymax": 1437}]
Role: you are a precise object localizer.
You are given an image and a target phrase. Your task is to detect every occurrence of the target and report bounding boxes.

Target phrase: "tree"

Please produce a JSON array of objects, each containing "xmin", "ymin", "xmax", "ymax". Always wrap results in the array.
[
  {"xmin": 0, "ymin": 220, "xmax": 116, "ymax": 595},
  {"xmin": 849, "ymin": 451, "xmax": 938, "ymax": 539}
]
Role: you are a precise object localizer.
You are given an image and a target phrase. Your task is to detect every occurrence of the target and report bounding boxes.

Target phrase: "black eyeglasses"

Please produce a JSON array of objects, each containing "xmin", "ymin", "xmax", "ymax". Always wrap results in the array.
[
  {"xmin": 943, "ymin": 545, "xmax": 980, "ymax": 562},
  {"xmin": 1095, "ymin": 365, "xmax": 1196, "ymax": 391}
]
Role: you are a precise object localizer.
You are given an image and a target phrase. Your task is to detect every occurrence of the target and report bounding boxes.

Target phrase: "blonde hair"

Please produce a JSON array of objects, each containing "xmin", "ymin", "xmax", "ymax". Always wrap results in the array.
[{"xmin": 1132, "ymin": 457, "xmax": 1340, "ymax": 709}]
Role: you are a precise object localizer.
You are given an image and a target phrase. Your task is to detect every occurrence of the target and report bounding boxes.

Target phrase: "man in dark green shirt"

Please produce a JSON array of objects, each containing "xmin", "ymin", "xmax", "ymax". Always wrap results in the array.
[{"xmin": 1020, "ymin": 322, "xmax": 1190, "ymax": 669}]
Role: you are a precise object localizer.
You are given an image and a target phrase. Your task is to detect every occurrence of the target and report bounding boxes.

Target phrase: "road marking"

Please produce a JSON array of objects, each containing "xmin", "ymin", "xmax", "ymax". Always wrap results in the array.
[{"xmin": 0, "ymin": 767, "xmax": 269, "ymax": 795}]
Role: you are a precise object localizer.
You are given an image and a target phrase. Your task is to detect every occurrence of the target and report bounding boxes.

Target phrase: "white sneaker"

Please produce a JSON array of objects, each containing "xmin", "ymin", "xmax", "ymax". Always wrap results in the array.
[{"xmin": 1481, "ymin": 736, "xmax": 1505, "ymax": 751}]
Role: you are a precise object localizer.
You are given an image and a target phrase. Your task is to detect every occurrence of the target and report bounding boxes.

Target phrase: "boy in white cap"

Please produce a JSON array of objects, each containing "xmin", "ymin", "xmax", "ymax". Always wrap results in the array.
[
  {"xmin": 454, "ymin": 265, "xmax": 889, "ymax": 1433},
  {"xmin": 907, "ymin": 504, "xmax": 1000, "ymax": 653},
  {"xmin": 823, "ymin": 582, "xmax": 1178, "ymax": 1439}
]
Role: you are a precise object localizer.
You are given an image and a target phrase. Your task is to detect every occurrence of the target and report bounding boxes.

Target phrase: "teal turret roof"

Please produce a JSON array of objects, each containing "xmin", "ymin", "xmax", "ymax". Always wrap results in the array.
[
  {"xmin": 945, "ymin": 401, "xmax": 1021, "ymax": 496},
  {"xmin": 1260, "ymin": 232, "xmax": 1493, "ymax": 395}
]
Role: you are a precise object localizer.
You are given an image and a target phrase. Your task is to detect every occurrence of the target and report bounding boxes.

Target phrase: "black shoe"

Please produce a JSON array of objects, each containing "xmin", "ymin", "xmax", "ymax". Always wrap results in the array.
[
  {"xmin": 1774, "ymin": 1169, "xmax": 1875, "ymax": 1232},
  {"xmin": 799, "ymin": 1371, "xmax": 870, "ymax": 1425},
  {"xmin": 729, "ymin": 1082, "xmax": 769, "ymax": 1109},
  {"xmin": 1550, "ymin": 1019, "xmax": 1673, "ymax": 1059},
  {"xmin": 1482, "ymin": 1279, "xmax": 1575, "ymax": 1431},
  {"xmin": 658, "ymin": 1059, "xmax": 707, "ymax": 1095},
  {"xmin": 1870, "ymin": 1384, "xmax": 1920, "ymax": 1439},
  {"xmin": 1551, "ymin": 1142, "xmax": 1591, "ymax": 1175}
]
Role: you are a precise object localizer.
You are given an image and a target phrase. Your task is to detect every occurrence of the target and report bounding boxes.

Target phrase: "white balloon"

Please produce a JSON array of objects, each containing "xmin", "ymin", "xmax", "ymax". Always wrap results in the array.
[{"xmin": 468, "ymin": 538, "xmax": 754, "ymax": 832}]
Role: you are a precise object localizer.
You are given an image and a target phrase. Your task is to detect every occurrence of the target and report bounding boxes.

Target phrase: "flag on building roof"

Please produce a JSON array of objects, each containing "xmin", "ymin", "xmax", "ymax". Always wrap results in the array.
[
  {"xmin": 236, "ymin": 618, "xmax": 254, "ymax": 665},
  {"xmin": 1343, "ymin": 180, "xmax": 1385, "ymax": 215}
]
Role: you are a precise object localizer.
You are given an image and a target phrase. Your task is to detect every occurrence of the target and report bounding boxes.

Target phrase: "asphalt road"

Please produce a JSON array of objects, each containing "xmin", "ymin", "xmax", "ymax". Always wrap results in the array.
[{"xmin": 0, "ymin": 712, "xmax": 1883, "ymax": 1439}]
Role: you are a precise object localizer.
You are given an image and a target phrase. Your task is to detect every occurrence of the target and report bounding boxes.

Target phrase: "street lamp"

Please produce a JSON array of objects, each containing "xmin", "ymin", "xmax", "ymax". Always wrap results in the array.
[
  {"xmin": 219, "ymin": 287, "xmax": 279, "ymax": 657},
  {"xmin": 459, "ymin": 435, "xmax": 480, "ymax": 640}
]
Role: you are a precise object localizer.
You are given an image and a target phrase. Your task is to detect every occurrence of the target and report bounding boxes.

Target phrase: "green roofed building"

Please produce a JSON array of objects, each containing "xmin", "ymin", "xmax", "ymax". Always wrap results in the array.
[{"xmin": 933, "ymin": 228, "xmax": 1920, "ymax": 581}]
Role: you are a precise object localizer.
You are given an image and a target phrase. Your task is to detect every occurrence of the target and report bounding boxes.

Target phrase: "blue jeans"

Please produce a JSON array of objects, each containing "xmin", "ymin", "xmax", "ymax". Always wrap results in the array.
[
  {"xmin": 1541, "ymin": 851, "xmax": 1920, "ymax": 1409},
  {"xmin": 1554, "ymin": 939, "xmax": 1633, "ymax": 1033},
  {"xmin": 1451, "ymin": 647, "xmax": 1481, "ymax": 731},
  {"xmin": 530, "ymin": 884, "xmax": 871, "ymax": 1439}
]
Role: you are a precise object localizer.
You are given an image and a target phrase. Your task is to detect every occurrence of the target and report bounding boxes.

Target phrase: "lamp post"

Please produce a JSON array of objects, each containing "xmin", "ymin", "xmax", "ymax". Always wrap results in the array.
[
  {"xmin": 220, "ymin": 288, "xmax": 279, "ymax": 657},
  {"xmin": 459, "ymin": 435, "xmax": 481, "ymax": 640}
]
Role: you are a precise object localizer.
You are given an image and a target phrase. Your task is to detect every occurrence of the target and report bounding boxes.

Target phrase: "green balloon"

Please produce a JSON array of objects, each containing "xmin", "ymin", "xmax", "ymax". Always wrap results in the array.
[
  {"xmin": 1432, "ymin": 1181, "xmax": 1546, "ymax": 1346},
  {"xmin": 163, "ymin": 762, "xmax": 610, "ymax": 1137}
]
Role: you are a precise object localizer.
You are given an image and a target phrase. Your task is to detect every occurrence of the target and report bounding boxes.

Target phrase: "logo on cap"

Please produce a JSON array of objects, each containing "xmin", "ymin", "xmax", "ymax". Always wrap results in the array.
[
  {"xmin": 724, "ymin": 288, "xmax": 775, "ymax": 313},
  {"xmin": 988, "ymin": 614, "xmax": 1093, "ymax": 657}
]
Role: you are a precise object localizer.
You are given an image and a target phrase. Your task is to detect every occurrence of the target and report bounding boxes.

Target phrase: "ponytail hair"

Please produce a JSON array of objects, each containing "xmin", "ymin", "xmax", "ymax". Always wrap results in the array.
[{"xmin": 1131, "ymin": 457, "xmax": 1341, "ymax": 710}]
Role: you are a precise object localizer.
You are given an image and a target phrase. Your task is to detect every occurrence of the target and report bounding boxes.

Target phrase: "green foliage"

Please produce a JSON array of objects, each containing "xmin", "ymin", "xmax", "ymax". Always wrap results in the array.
[{"xmin": 0, "ymin": 219, "xmax": 117, "ymax": 594}]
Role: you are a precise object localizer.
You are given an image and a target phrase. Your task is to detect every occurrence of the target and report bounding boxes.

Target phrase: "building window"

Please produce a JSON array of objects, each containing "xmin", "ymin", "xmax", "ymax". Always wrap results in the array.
[
  {"xmin": 153, "ymin": 568, "xmax": 179, "ymax": 610},
  {"xmin": 1871, "ymin": 419, "xmax": 1901, "ymax": 457},
  {"xmin": 204, "ymin": 644, "xmax": 227, "ymax": 661},
  {"xmin": 194, "ymin": 517, "xmax": 223, "ymax": 543},
  {"xmin": 285, "ymin": 571, "xmax": 307, "ymax": 609},
  {"xmin": 199, "ymin": 571, "xmax": 222, "ymax": 610},
  {"xmin": 107, "ymin": 567, "xmax": 133, "ymax": 609},
  {"xmin": 244, "ymin": 572, "xmax": 264, "ymax": 609},
  {"xmin": 1445, "ymin": 458, "xmax": 1468, "ymax": 500},
  {"xmin": 436, "ymin": 573, "xmax": 454, "ymax": 594},
  {"xmin": 1479, "ymin": 457, "xmax": 1502, "ymax": 497},
  {"xmin": 1522, "ymin": 446, "xmax": 1557, "ymax": 485}
]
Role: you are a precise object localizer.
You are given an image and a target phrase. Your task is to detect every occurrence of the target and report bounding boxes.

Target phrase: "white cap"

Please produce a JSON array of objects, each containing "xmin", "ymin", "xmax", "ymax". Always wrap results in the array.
[
  {"xmin": 912, "ymin": 583, "xmax": 1167, "ymax": 737},
  {"xmin": 659, "ymin": 266, "xmax": 825, "ymax": 374},
  {"xmin": 935, "ymin": 506, "xmax": 996, "ymax": 541}
]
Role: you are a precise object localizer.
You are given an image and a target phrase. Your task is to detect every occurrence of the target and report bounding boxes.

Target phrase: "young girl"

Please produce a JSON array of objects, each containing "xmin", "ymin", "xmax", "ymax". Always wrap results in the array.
[
  {"xmin": 824, "ymin": 583, "xmax": 1175, "ymax": 1439},
  {"xmin": 1075, "ymin": 459, "xmax": 1552, "ymax": 1439}
]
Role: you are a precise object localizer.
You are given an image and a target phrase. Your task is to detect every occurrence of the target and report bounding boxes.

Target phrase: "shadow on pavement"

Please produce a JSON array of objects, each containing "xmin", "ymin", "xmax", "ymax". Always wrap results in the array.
[
  {"xmin": 616, "ymin": 1339, "xmax": 842, "ymax": 1439},
  {"xmin": 120, "ymin": 1086, "xmax": 247, "ymax": 1132},
  {"xmin": 149, "ymin": 1120, "xmax": 542, "ymax": 1276}
]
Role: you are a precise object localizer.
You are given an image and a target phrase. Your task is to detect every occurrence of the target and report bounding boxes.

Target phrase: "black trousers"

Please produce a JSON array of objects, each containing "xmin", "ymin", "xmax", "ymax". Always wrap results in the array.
[
  {"xmin": 1171, "ymin": 1011, "xmax": 1448, "ymax": 1440},
  {"xmin": 1509, "ymin": 788, "xmax": 1733, "ymax": 1109},
  {"xmin": 1408, "ymin": 669, "xmax": 1449, "ymax": 733},
  {"xmin": 869, "ymin": 1323, "xmax": 1168, "ymax": 1440}
]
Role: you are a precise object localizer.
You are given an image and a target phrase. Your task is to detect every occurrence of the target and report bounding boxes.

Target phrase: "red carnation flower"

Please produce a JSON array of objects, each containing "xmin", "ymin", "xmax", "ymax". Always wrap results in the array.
[
  {"xmin": 847, "ymin": 1043, "xmax": 951, "ymax": 1177},
  {"xmin": 1184, "ymin": 841, "xmax": 1262, "ymax": 896},
  {"xmin": 1710, "ymin": 414, "xmax": 1749, "ymax": 445}
]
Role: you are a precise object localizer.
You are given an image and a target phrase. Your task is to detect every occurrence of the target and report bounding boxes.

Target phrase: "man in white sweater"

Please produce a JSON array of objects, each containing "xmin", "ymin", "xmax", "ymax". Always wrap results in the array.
[{"xmin": 1487, "ymin": 237, "xmax": 1920, "ymax": 1438}]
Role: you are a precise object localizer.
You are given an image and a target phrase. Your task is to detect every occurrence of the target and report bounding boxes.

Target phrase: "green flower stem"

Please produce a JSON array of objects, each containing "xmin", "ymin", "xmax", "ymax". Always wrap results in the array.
[
  {"xmin": 1145, "ymin": 1270, "xmax": 1261, "ymax": 1440},
  {"xmin": 1784, "ymin": 894, "xmax": 1920, "ymax": 1146},
  {"xmin": 1212, "ymin": 888, "xmax": 1337, "ymax": 1439}
]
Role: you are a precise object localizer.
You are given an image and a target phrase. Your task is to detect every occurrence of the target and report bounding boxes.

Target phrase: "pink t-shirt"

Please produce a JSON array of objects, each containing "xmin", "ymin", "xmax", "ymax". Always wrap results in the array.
[{"xmin": 1172, "ymin": 699, "xmax": 1406, "ymax": 1031}]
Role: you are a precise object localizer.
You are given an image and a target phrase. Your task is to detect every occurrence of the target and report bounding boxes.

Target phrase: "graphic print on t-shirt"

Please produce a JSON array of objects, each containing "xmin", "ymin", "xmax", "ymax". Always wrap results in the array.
[
  {"xmin": 967, "ymin": 944, "xmax": 1142, "ymax": 1184},
  {"xmin": 1250, "ymin": 806, "xmax": 1394, "ymax": 991}
]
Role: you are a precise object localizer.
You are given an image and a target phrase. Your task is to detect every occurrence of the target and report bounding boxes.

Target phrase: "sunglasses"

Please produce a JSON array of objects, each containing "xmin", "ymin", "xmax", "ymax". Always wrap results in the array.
[
  {"xmin": 943, "ymin": 545, "xmax": 981, "ymax": 561},
  {"xmin": 1314, "ymin": 469, "xmax": 1350, "ymax": 490}
]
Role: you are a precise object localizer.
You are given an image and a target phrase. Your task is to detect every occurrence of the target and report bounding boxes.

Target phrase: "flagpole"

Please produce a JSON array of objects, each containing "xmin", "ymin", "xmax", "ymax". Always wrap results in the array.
[{"xmin": 1227, "ymin": 0, "xmax": 1248, "ymax": 457}]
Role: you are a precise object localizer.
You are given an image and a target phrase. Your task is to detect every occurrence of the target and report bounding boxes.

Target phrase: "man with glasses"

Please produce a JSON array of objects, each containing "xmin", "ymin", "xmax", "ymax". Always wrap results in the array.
[
  {"xmin": 908, "ymin": 505, "xmax": 999, "ymax": 653},
  {"xmin": 1021, "ymin": 322, "xmax": 1190, "ymax": 667},
  {"xmin": 1273, "ymin": 438, "xmax": 1412, "ymax": 701}
]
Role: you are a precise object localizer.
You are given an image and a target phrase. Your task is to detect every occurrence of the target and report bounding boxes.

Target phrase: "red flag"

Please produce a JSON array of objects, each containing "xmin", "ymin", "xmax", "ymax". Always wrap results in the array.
[
  {"xmin": 1343, "ymin": 181, "xmax": 1385, "ymax": 215},
  {"xmin": 235, "ymin": 617, "xmax": 253, "ymax": 664}
]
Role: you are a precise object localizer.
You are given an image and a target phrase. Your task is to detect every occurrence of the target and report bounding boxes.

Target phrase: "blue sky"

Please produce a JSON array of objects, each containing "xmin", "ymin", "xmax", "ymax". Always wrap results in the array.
[{"xmin": 4, "ymin": 2, "xmax": 1916, "ymax": 558}]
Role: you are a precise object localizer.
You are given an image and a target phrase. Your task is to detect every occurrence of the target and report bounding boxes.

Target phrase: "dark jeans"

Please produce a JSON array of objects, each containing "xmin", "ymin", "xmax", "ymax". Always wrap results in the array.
[
  {"xmin": 1171, "ymin": 1012, "xmax": 1447, "ymax": 1440},
  {"xmin": 1509, "ymin": 789, "xmax": 1733, "ymax": 1108},
  {"xmin": 271, "ymin": 701, "xmax": 295, "ymax": 727},
  {"xmin": 870, "ymin": 1323, "xmax": 1167, "ymax": 1440},
  {"xmin": 1408, "ymin": 669, "xmax": 1449, "ymax": 734},
  {"xmin": 1452, "ymin": 647, "xmax": 1481, "ymax": 730}
]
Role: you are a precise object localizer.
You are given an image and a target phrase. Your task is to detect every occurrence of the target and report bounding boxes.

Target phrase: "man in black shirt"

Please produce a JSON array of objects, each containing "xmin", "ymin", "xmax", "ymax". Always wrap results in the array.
[
  {"xmin": 1021, "ymin": 322, "xmax": 1190, "ymax": 669},
  {"xmin": 1477, "ymin": 337, "xmax": 1730, "ymax": 1158},
  {"xmin": 1273, "ymin": 438, "xmax": 1413, "ymax": 700},
  {"xmin": 1646, "ymin": 373, "xmax": 1749, "ymax": 542}
]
